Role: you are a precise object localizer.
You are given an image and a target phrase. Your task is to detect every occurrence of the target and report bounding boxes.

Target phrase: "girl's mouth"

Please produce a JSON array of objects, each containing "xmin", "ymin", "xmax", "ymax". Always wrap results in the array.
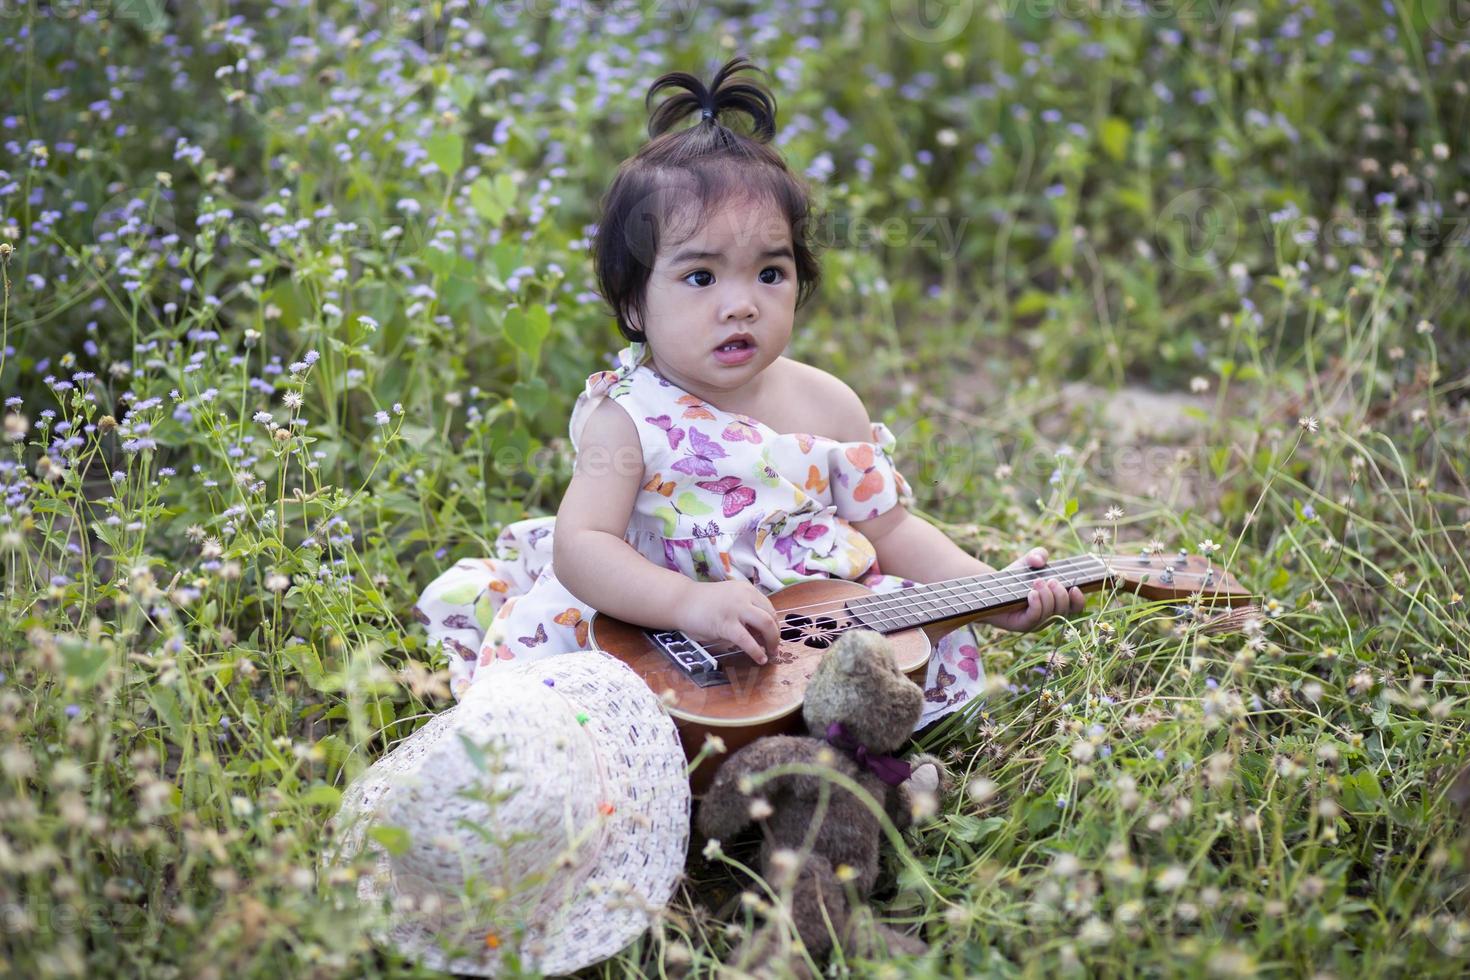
[{"xmin": 713, "ymin": 337, "xmax": 756, "ymax": 365}]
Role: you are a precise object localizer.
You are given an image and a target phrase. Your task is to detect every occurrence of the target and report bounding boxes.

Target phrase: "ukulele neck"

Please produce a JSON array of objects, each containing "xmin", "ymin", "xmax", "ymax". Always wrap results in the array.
[{"xmin": 845, "ymin": 555, "xmax": 1112, "ymax": 639}]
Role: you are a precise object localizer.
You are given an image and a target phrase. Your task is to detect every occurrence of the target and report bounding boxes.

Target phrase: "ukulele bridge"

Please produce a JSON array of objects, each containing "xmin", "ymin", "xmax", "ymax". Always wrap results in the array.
[{"xmin": 644, "ymin": 628, "xmax": 728, "ymax": 688}]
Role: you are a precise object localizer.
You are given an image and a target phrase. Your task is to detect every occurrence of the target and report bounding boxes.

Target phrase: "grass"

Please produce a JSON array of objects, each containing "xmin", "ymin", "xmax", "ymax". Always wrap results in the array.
[{"xmin": 1, "ymin": 0, "xmax": 1468, "ymax": 976}]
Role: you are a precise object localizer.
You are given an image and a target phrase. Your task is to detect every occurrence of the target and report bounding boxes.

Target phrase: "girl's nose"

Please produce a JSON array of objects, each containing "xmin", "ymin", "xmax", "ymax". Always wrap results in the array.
[{"xmin": 720, "ymin": 292, "xmax": 758, "ymax": 321}]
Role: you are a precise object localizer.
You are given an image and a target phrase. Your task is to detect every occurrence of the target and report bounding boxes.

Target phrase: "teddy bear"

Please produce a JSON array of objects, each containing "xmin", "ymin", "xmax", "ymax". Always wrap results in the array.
[{"xmin": 695, "ymin": 627, "xmax": 949, "ymax": 978}]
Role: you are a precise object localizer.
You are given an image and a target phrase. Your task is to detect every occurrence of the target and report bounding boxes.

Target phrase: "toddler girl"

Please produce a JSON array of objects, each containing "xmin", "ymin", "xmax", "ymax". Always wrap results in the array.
[{"xmin": 415, "ymin": 56, "xmax": 1086, "ymax": 731}]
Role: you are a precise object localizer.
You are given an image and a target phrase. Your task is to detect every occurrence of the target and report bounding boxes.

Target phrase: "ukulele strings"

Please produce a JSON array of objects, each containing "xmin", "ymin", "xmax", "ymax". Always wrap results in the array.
[
  {"xmin": 686, "ymin": 554, "xmax": 1113, "ymax": 663},
  {"xmin": 768, "ymin": 554, "xmax": 1106, "ymax": 620},
  {"xmin": 766, "ymin": 554, "xmax": 1109, "ymax": 619}
]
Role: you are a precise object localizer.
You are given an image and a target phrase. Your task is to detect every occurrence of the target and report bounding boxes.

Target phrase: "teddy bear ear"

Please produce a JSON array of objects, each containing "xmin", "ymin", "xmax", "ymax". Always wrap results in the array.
[{"xmin": 823, "ymin": 631, "xmax": 874, "ymax": 676}]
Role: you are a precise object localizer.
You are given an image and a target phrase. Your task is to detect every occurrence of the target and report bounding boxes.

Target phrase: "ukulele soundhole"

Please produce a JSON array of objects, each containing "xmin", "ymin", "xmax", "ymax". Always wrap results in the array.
[{"xmin": 780, "ymin": 613, "xmax": 842, "ymax": 648}]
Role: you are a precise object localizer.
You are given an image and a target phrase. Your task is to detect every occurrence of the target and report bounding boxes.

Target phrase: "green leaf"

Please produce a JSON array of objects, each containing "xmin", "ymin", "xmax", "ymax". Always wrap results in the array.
[
  {"xmin": 316, "ymin": 733, "xmax": 350, "ymax": 770},
  {"xmin": 422, "ymin": 241, "xmax": 456, "ymax": 278},
  {"xmin": 1013, "ymin": 289, "xmax": 1050, "ymax": 318},
  {"xmin": 1100, "ymin": 116, "xmax": 1130, "ymax": 162},
  {"xmin": 60, "ymin": 637, "xmax": 110, "ymax": 686},
  {"xmin": 1025, "ymin": 797, "xmax": 1061, "ymax": 834},
  {"xmin": 492, "ymin": 173, "xmax": 516, "ymax": 212},
  {"xmin": 456, "ymin": 731, "xmax": 491, "ymax": 773},
  {"xmin": 1116, "ymin": 187, "xmax": 1152, "ymax": 218},
  {"xmin": 148, "ymin": 687, "xmax": 186, "ymax": 742},
  {"xmin": 504, "ymin": 304, "xmax": 551, "ymax": 366},
  {"xmin": 1064, "ymin": 497, "xmax": 1079, "ymax": 519},
  {"xmin": 470, "ymin": 176, "xmax": 507, "ymax": 226},
  {"xmin": 368, "ymin": 824, "xmax": 411, "ymax": 857},
  {"xmin": 426, "ymin": 132, "xmax": 463, "ymax": 176},
  {"xmin": 300, "ymin": 784, "xmax": 342, "ymax": 808},
  {"xmin": 510, "ymin": 377, "xmax": 549, "ymax": 420},
  {"xmin": 367, "ymin": 698, "xmax": 396, "ymax": 732},
  {"xmin": 949, "ymin": 814, "xmax": 1006, "ymax": 843},
  {"xmin": 283, "ymin": 642, "xmax": 329, "ymax": 692}
]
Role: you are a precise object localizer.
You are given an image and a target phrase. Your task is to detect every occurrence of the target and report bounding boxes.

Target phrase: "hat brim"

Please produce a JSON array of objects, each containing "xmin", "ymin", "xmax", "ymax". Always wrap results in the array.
[{"xmin": 329, "ymin": 651, "xmax": 690, "ymax": 976}]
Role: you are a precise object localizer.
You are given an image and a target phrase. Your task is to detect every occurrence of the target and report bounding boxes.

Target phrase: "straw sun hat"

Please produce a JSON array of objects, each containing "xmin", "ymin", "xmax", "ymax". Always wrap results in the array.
[{"xmin": 321, "ymin": 651, "xmax": 691, "ymax": 976}]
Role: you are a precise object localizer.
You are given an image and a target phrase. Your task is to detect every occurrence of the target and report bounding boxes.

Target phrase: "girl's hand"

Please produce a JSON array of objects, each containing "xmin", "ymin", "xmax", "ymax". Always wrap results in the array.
[
  {"xmin": 984, "ymin": 547, "xmax": 1086, "ymax": 633},
  {"xmin": 677, "ymin": 579, "xmax": 781, "ymax": 665}
]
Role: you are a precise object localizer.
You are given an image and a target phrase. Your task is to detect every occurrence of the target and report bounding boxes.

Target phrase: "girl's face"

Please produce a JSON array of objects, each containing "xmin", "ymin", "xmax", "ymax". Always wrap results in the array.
[{"xmin": 633, "ymin": 194, "xmax": 798, "ymax": 405}]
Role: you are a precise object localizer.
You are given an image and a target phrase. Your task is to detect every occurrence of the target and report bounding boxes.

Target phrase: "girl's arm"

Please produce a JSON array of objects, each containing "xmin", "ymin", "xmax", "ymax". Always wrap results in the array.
[
  {"xmin": 860, "ymin": 505, "xmax": 1085, "ymax": 633},
  {"xmin": 856, "ymin": 505, "xmax": 997, "ymax": 584},
  {"xmin": 552, "ymin": 398, "xmax": 698, "ymax": 631}
]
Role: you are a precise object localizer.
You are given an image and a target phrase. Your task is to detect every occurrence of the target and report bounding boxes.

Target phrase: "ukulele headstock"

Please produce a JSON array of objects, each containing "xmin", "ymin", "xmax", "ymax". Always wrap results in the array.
[{"xmin": 1098, "ymin": 551, "xmax": 1252, "ymax": 606}]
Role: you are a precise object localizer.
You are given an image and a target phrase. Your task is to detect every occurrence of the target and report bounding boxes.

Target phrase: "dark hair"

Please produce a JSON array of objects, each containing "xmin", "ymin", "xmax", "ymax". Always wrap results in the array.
[{"xmin": 592, "ymin": 56, "xmax": 823, "ymax": 344}]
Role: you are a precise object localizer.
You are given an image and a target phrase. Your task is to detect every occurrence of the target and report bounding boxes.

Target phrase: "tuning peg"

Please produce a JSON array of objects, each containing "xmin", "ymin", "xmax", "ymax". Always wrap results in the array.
[
  {"xmin": 1161, "ymin": 566, "xmax": 1174, "ymax": 584},
  {"xmin": 1199, "ymin": 604, "xmax": 1263, "ymax": 636}
]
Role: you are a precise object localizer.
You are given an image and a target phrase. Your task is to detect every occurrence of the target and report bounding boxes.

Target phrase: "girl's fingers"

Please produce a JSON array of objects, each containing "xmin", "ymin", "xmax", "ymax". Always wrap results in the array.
[
  {"xmin": 1034, "ymin": 581, "xmax": 1054, "ymax": 620},
  {"xmin": 1069, "ymin": 586, "xmax": 1085, "ymax": 612},
  {"xmin": 746, "ymin": 606, "xmax": 781, "ymax": 659},
  {"xmin": 1046, "ymin": 579, "xmax": 1066, "ymax": 619},
  {"xmin": 732, "ymin": 622, "xmax": 768, "ymax": 665}
]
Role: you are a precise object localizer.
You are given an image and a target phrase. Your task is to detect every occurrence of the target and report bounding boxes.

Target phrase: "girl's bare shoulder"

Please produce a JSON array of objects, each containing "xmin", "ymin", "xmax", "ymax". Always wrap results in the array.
[{"xmin": 771, "ymin": 356, "xmax": 872, "ymax": 443}]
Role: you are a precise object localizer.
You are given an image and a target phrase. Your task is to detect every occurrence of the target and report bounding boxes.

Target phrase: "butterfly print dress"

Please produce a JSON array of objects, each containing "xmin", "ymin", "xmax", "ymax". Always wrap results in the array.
[{"xmin": 413, "ymin": 341, "xmax": 986, "ymax": 730}]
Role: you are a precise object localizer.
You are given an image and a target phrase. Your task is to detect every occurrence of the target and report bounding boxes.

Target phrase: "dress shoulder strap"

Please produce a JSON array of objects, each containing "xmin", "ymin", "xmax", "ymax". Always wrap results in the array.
[{"xmin": 567, "ymin": 341, "xmax": 653, "ymax": 454}]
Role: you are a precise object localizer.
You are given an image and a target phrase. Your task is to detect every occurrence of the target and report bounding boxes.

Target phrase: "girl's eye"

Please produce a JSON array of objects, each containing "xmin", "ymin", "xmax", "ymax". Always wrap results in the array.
[
  {"xmin": 682, "ymin": 265, "xmax": 787, "ymax": 285},
  {"xmin": 683, "ymin": 270, "xmax": 714, "ymax": 287}
]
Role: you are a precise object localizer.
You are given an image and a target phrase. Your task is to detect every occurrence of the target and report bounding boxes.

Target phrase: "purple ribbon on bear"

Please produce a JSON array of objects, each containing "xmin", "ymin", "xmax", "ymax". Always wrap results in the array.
[{"xmin": 824, "ymin": 722, "xmax": 913, "ymax": 787}]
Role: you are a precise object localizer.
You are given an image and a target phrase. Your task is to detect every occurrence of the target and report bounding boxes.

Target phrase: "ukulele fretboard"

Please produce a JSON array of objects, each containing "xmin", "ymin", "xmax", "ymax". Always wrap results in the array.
[{"xmin": 845, "ymin": 555, "xmax": 1109, "ymax": 633}]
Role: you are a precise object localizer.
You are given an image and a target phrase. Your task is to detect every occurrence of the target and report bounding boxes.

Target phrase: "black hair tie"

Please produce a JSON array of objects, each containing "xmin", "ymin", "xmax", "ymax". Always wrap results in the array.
[{"xmin": 701, "ymin": 107, "xmax": 714, "ymax": 121}]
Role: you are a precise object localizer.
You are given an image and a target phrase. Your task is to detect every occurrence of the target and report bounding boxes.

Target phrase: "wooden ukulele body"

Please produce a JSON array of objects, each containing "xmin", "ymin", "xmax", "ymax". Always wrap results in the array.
[{"xmin": 589, "ymin": 579, "xmax": 933, "ymax": 794}]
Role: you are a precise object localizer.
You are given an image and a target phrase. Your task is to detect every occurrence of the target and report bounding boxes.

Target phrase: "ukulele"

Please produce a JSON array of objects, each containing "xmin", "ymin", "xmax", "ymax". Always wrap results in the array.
[{"xmin": 589, "ymin": 551, "xmax": 1253, "ymax": 793}]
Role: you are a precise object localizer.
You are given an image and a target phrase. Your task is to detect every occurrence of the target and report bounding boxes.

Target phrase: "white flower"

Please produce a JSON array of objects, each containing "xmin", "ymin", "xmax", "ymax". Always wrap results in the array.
[
  {"xmin": 1078, "ymin": 917, "xmax": 1113, "ymax": 946},
  {"xmin": 1298, "ymin": 416, "xmax": 1319, "ymax": 432},
  {"xmin": 1198, "ymin": 538, "xmax": 1220, "ymax": 555},
  {"xmin": 357, "ymin": 315, "xmax": 379, "ymax": 331},
  {"xmin": 1051, "ymin": 852, "xmax": 1081, "ymax": 877},
  {"xmin": 252, "ymin": 410, "xmax": 274, "ymax": 426},
  {"xmin": 965, "ymin": 777, "xmax": 997, "ymax": 805},
  {"xmin": 1104, "ymin": 507, "xmax": 1124, "ymax": 521},
  {"xmin": 374, "ymin": 411, "xmax": 390, "ymax": 426},
  {"xmin": 282, "ymin": 391, "xmax": 303, "ymax": 410},
  {"xmin": 701, "ymin": 838, "xmax": 723, "ymax": 860},
  {"xmin": 1154, "ymin": 865, "xmax": 1189, "ymax": 892}
]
